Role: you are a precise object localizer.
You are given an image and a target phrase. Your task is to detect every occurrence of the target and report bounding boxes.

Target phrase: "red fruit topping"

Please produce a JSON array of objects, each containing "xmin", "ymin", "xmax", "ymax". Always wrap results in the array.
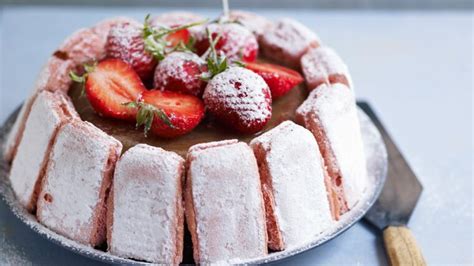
[
  {"xmin": 165, "ymin": 28, "xmax": 190, "ymax": 47},
  {"xmin": 195, "ymin": 23, "xmax": 258, "ymax": 63},
  {"xmin": 85, "ymin": 59, "xmax": 146, "ymax": 120},
  {"xmin": 153, "ymin": 52, "xmax": 207, "ymax": 96},
  {"xmin": 245, "ymin": 62, "xmax": 303, "ymax": 99},
  {"xmin": 203, "ymin": 67, "xmax": 272, "ymax": 134},
  {"xmin": 105, "ymin": 21, "xmax": 157, "ymax": 80},
  {"xmin": 139, "ymin": 90, "xmax": 205, "ymax": 138}
]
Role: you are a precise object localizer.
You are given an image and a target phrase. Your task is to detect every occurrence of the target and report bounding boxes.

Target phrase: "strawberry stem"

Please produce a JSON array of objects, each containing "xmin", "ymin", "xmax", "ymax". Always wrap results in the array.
[{"xmin": 123, "ymin": 101, "xmax": 174, "ymax": 137}]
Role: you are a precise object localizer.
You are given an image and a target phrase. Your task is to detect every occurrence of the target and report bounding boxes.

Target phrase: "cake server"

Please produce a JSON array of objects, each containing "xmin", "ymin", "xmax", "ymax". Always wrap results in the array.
[{"xmin": 359, "ymin": 102, "xmax": 425, "ymax": 266}]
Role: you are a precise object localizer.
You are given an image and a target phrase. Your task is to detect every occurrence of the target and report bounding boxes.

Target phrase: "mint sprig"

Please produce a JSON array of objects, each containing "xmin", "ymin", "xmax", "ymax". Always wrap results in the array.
[
  {"xmin": 143, "ymin": 14, "xmax": 206, "ymax": 61},
  {"xmin": 123, "ymin": 101, "xmax": 174, "ymax": 137}
]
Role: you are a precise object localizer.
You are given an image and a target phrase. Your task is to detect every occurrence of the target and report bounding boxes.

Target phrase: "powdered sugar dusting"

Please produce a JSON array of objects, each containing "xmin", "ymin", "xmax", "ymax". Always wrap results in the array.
[
  {"xmin": 228, "ymin": 10, "xmax": 272, "ymax": 38},
  {"xmin": 106, "ymin": 20, "xmax": 156, "ymax": 79},
  {"xmin": 203, "ymin": 67, "xmax": 271, "ymax": 127},
  {"xmin": 261, "ymin": 18, "xmax": 320, "ymax": 68},
  {"xmin": 0, "ymin": 234, "xmax": 30, "ymax": 266},
  {"xmin": 250, "ymin": 121, "xmax": 333, "ymax": 249},
  {"xmin": 152, "ymin": 11, "xmax": 205, "ymax": 28},
  {"xmin": 109, "ymin": 144, "xmax": 183, "ymax": 263},
  {"xmin": 34, "ymin": 57, "xmax": 76, "ymax": 94},
  {"xmin": 58, "ymin": 28, "xmax": 104, "ymax": 64},
  {"xmin": 301, "ymin": 46, "xmax": 353, "ymax": 90},
  {"xmin": 153, "ymin": 51, "xmax": 206, "ymax": 95},
  {"xmin": 187, "ymin": 141, "xmax": 267, "ymax": 263},
  {"xmin": 36, "ymin": 121, "xmax": 122, "ymax": 246},
  {"xmin": 92, "ymin": 17, "xmax": 140, "ymax": 56},
  {"xmin": 299, "ymin": 84, "xmax": 368, "ymax": 208},
  {"xmin": 9, "ymin": 91, "xmax": 75, "ymax": 211}
]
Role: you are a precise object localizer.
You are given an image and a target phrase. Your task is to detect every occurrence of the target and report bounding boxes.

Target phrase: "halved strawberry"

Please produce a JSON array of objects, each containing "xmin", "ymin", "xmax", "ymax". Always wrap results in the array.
[
  {"xmin": 245, "ymin": 62, "xmax": 303, "ymax": 99},
  {"xmin": 85, "ymin": 59, "xmax": 146, "ymax": 120},
  {"xmin": 166, "ymin": 28, "xmax": 190, "ymax": 47},
  {"xmin": 138, "ymin": 90, "xmax": 205, "ymax": 138}
]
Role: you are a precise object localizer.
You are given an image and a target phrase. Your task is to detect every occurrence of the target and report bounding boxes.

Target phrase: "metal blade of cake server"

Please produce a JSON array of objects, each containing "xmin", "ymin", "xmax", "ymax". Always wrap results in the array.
[{"xmin": 358, "ymin": 102, "xmax": 423, "ymax": 230}]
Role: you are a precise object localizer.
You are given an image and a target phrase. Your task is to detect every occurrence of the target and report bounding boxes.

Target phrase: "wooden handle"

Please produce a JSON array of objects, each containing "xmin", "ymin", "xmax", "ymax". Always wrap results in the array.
[{"xmin": 383, "ymin": 226, "xmax": 426, "ymax": 266}]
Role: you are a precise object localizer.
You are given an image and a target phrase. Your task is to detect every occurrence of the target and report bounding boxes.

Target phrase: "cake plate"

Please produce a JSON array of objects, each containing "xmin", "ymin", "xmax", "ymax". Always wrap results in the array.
[{"xmin": 0, "ymin": 102, "xmax": 387, "ymax": 265}]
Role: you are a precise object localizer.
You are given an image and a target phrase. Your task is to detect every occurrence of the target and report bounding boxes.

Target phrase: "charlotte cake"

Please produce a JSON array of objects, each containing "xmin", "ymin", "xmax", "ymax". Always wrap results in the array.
[{"xmin": 2, "ymin": 9, "xmax": 372, "ymax": 264}]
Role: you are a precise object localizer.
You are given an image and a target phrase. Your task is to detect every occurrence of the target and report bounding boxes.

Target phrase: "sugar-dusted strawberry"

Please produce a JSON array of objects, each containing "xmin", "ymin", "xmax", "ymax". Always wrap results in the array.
[
  {"xmin": 194, "ymin": 23, "xmax": 258, "ymax": 63},
  {"xmin": 76, "ymin": 59, "xmax": 146, "ymax": 120},
  {"xmin": 203, "ymin": 67, "xmax": 272, "ymax": 134},
  {"xmin": 245, "ymin": 62, "xmax": 304, "ymax": 99},
  {"xmin": 105, "ymin": 20, "xmax": 157, "ymax": 81},
  {"xmin": 125, "ymin": 90, "xmax": 205, "ymax": 138},
  {"xmin": 153, "ymin": 51, "xmax": 207, "ymax": 96}
]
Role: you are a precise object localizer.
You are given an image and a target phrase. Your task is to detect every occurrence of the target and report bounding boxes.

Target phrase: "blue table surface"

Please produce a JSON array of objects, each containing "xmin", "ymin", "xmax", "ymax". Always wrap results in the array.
[{"xmin": 0, "ymin": 6, "xmax": 472, "ymax": 265}]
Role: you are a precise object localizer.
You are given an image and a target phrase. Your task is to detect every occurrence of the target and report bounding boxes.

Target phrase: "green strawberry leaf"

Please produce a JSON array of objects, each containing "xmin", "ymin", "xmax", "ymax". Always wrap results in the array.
[{"xmin": 123, "ymin": 100, "xmax": 175, "ymax": 137}]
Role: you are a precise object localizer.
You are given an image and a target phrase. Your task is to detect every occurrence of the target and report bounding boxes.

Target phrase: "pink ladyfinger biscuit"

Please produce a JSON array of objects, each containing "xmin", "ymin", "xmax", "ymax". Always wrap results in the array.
[
  {"xmin": 250, "ymin": 121, "xmax": 333, "ymax": 250},
  {"xmin": 228, "ymin": 10, "xmax": 272, "ymax": 39},
  {"xmin": 296, "ymin": 83, "xmax": 368, "ymax": 218},
  {"xmin": 56, "ymin": 28, "xmax": 104, "ymax": 64},
  {"xmin": 107, "ymin": 144, "xmax": 184, "ymax": 264},
  {"xmin": 151, "ymin": 11, "xmax": 205, "ymax": 38},
  {"xmin": 9, "ymin": 91, "xmax": 78, "ymax": 212},
  {"xmin": 184, "ymin": 140, "xmax": 267, "ymax": 264},
  {"xmin": 3, "ymin": 56, "xmax": 76, "ymax": 163},
  {"xmin": 152, "ymin": 11, "xmax": 205, "ymax": 27},
  {"xmin": 260, "ymin": 18, "xmax": 320, "ymax": 69},
  {"xmin": 37, "ymin": 121, "xmax": 122, "ymax": 247},
  {"xmin": 301, "ymin": 46, "xmax": 353, "ymax": 90}
]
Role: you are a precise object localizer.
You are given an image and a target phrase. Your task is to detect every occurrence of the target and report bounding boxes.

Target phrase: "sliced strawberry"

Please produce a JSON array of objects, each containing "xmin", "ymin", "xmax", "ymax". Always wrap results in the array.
[
  {"xmin": 166, "ymin": 28, "xmax": 190, "ymax": 47},
  {"xmin": 140, "ymin": 90, "xmax": 205, "ymax": 138},
  {"xmin": 85, "ymin": 59, "xmax": 146, "ymax": 120},
  {"xmin": 246, "ymin": 62, "xmax": 303, "ymax": 99}
]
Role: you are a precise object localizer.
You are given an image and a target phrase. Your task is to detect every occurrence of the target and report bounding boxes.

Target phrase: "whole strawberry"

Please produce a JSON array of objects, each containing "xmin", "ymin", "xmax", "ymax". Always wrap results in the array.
[
  {"xmin": 194, "ymin": 23, "xmax": 258, "ymax": 63},
  {"xmin": 105, "ymin": 20, "xmax": 157, "ymax": 81},
  {"xmin": 153, "ymin": 51, "xmax": 207, "ymax": 96},
  {"xmin": 203, "ymin": 67, "xmax": 272, "ymax": 134}
]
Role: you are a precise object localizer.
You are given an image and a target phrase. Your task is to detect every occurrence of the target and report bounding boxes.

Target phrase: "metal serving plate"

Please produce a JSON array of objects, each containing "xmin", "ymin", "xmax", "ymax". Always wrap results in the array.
[{"xmin": 0, "ymin": 103, "xmax": 387, "ymax": 265}]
